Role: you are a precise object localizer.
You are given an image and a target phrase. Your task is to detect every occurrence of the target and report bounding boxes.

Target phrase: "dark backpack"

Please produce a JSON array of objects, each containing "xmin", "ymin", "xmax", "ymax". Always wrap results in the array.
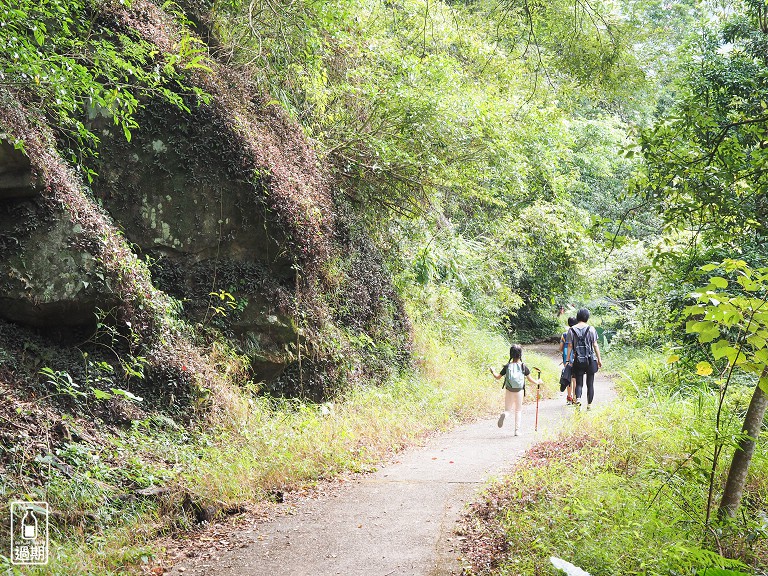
[{"xmin": 570, "ymin": 326, "xmax": 594, "ymax": 369}]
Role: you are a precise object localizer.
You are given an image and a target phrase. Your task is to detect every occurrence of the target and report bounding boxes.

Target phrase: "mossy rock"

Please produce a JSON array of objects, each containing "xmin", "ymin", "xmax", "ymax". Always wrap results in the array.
[{"xmin": 0, "ymin": 199, "xmax": 113, "ymax": 327}]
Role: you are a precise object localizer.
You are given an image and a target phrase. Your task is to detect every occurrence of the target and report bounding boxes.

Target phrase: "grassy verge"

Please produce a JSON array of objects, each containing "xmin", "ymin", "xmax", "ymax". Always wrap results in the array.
[
  {"xmin": 458, "ymin": 346, "xmax": 768, "ymax": 575},
  {"xmin": 0, "ymin": 324, "xmax": 562, "ymax": 575}
]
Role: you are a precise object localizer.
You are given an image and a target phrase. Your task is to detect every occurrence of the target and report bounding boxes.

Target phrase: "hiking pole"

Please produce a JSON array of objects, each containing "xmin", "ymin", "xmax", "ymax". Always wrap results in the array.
[{"xmin": 533, "ymin": 367, "xmax": 541, "ymax": 432}]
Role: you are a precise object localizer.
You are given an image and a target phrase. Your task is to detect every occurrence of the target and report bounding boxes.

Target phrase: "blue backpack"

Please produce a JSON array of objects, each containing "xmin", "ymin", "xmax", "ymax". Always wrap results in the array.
[{"xmin": 504, "ymin": 362, "xmax": 526, "ymax": 392}]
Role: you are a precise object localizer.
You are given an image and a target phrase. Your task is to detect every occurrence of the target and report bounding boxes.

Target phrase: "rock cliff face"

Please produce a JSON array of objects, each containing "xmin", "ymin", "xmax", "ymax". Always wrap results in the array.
[
  {"xmin": 0, "ymin": 140, "xmax": 41, "ymax": 199},
  {"xmin": 0, "ymin": 4, "xmax": 410, "ymax": 396},
  {"xmin": 88, "ymin": 97, "xmax": 309, "ymax": 380},
  {"xmin": 0, "ymin": 140, "xmax": 114, "ymax": 328},
  {"xmin": 0, "ymin": 97, "xmax": 314, "ymax": 387}
]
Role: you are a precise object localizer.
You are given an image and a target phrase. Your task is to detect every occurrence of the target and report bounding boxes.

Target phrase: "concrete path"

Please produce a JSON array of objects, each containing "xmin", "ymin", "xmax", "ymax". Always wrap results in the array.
[{"xmin": 168, "ymin": 363, "xmax": 615, "ymax": 576}]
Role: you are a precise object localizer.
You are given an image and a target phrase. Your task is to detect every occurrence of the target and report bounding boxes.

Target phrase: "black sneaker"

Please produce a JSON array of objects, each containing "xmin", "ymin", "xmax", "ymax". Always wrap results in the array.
[{"xmin": 497, "ymin": 413, "xmax": 505, "ymax": 427}]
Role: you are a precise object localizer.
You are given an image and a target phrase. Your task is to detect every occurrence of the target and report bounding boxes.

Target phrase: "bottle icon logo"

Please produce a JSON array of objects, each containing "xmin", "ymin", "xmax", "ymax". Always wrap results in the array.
[
  {"xmin": 10, "ymin": 501, "xmax": 49, "ymax": 565},
  {"xmin": 21, "ymin": 507, "xmax": 38, "ymax": 540}
]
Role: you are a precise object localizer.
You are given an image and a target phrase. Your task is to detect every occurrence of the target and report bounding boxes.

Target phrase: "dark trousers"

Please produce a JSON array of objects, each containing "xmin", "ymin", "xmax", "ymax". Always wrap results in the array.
[{"xmin": 573, "ymin": 368, "xmax": 595, "ymax": 404}]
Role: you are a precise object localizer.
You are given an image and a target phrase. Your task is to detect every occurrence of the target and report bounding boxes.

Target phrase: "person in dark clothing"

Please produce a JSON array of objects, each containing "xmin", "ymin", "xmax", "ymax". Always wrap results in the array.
[
  {"xmin": 558, "ymin": 316, "xmax": 577, "ymax": 404},
  {"xmin": 565, "ymin": 308, "xmax": 603, "ymax": 409}
]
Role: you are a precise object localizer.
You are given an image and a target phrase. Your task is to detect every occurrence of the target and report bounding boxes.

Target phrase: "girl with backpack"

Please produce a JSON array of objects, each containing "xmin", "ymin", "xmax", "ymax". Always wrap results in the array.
[
  {"xmin": 565, "ymin": 308, "xmax": 603, "ymax": 409},
  {"xmin": 489, "ymin": 344, "xmax": 543, "ymax": 436}
]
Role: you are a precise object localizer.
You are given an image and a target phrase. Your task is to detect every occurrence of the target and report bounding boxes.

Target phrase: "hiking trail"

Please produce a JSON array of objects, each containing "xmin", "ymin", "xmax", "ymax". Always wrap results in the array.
[{"xmin": 166, "ymin": 346, "xmax": 616, "ymax": 576}]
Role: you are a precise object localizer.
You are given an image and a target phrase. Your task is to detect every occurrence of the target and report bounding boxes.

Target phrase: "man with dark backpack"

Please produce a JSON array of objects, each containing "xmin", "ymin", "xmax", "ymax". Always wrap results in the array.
[{"xmin": 565, "ymin": 308, "xmax": 603, "ymax": 410}]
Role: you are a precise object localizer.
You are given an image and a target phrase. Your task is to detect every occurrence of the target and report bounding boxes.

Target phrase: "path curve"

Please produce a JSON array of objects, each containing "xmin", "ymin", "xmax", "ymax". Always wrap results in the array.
[{"xmin": 168, "ymin": 352, "xmax": 616, "ymax": 576}]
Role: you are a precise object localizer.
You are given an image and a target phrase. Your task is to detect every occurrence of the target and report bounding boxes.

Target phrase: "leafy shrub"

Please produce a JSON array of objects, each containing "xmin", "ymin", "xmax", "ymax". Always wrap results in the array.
[{"xmin": 0, "ymin": 0, "xmax": 209, "ymax": 173}]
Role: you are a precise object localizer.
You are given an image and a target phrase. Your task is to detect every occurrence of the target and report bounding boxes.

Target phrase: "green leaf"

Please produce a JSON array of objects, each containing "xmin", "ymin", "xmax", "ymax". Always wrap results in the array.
[
  {"xmin": 90, "ymin": 388, "xmax": 113, "ymax": 401},
  {"xmin": 721, "ymin": 308, "xmax": 743, "ymax": 326},
  {"xmin": 709, "ymin": 276, "xmax": 728, "ymax": 289},
  {"xmin": 711, "ymin": 339, "xmax": 735, "ymax": 361},
  {"xmin": 741, "ymin": 362, "xmax": 765, "ymax": 375},
  {"xmin": 683, "ymin": 304, "xmax": 704, "ymax": 316},
  {"xmin": 747, "ymin": 334, "xmax": 767, "ymax": 350},
  {"xmin": 699, "ymin": 326, "xmax": 720, "ymax": 343},
  {"xmin": 39, "ymin": 366, "xmax": 57, "ymax": 379},
  {"xmin": 696, "ymin": 361, "xmax": 713, "ymax": 376},
  {"xmin": 33, "ymin": 26, "xmax": 45, "ymax": 47},
  {"xmin": 686, "ymin": 320, "xmax": 713, "ymax": 334},
  {"xmin": 736, "ymin": 276, "xmax": 760, "ymax": 291}
]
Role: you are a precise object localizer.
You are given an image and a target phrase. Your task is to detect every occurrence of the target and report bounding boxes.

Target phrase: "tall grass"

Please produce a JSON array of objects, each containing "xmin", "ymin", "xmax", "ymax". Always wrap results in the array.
[
  {"xmin": 2, "ymin": 323, "xmax": 524, "ymax": 575},
  {"xmin": 186, "ymin": 327, "xmax": 561, "ymax": 505},
  {"xmin": 460, "ymin": 346, "xmax": 768, "ymax": 575}
]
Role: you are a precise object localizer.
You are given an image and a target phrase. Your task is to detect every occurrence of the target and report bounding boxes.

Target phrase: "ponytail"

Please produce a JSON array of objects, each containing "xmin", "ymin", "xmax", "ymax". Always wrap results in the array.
[{"xmin": 509, "ymin": 344, "xmax": 523, "ymax": 361}]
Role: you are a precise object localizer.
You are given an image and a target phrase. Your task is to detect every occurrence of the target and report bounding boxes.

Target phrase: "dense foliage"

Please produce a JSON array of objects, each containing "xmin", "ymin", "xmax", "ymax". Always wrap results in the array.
[
  {"xmin": 0, "ymin": 0, "xmax": 209, "ymax": 175},
  {"xmin": 460, "ymin": 354, "xmax": 768, "ymax": 574},
  {"xmin": 208, "ymin": 0, "xmax": 654, "ymax": 341}
]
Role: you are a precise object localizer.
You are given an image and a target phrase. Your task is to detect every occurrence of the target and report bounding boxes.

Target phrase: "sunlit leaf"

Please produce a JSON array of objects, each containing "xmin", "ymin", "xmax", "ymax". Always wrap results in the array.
[
  {"xmin": 91, "ymin": 388, "xmax": 113, "ymax": 400},
  {"xmin": 711, "ymin": 340, "xmax": 734, "ymax": 361},
  {"xmin": 709, "ymin": 277, "xmax": 728, "ymax": 289},
  {"xmin": 696, "ymin": 361, "xmax": 713, "ymax": 376}
]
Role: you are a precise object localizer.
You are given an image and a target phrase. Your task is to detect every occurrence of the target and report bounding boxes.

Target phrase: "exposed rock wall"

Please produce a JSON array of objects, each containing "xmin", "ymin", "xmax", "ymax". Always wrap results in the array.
[
  {"xmin": 0, "ymin": 111, "xmax": 116, "ymax": 328},
  {"xmin": 0, "ymin": 0, "xmax": 411, "ymax": 398},
  {"xmin": 86, "ymin": 86, "xmax": 330, "ymax": 381},
  {"xmin": 0, "ymin": 200, "xmax": 112, "ymax": 327},
  {"xmin": 0, "ymin": 140, "xmax": 41, "ymax": 199}
]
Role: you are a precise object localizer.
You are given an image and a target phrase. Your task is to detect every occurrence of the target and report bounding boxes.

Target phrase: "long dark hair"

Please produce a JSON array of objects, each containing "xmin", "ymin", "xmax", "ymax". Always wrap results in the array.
[{"xmin": 509, "ymin": 344, "xmax": 523, "ymax": 361}]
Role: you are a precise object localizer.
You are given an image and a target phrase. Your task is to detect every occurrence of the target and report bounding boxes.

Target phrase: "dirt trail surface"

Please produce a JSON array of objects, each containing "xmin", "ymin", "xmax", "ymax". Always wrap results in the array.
[{"xmin": 168, "ymin": 351, "xmax": 616, "ymax": 576}]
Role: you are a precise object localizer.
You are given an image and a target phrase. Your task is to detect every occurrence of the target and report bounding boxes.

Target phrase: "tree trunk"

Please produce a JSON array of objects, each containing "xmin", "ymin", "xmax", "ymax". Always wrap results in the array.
[{"xmin": 717, "ymin": 372, "xmax": 768, "ymax": 520}]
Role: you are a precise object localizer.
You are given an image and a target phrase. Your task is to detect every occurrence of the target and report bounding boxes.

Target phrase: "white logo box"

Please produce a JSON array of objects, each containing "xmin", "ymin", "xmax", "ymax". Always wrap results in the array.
[{"xmin": 10, "ymin": 501, "xmax": 49, "ymax": 566}]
